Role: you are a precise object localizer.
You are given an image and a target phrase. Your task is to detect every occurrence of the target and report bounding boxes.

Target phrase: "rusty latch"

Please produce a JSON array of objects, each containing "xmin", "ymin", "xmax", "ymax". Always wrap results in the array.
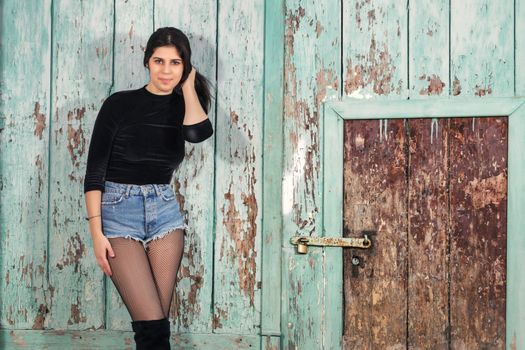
[{"xmin": 290, "ymin": 234, "xmax": 372, "ymax": 254}]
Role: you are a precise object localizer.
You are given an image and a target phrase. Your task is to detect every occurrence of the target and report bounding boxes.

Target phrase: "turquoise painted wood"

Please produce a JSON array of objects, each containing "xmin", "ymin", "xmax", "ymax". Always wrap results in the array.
[
  {"xmin": 262, "ymin": 0, "xmax": 285, "ymax": 341},
  {"xmin": 409, "ymin": 0, "xmax": 448, "ymax": 97},
  {"xmin": 507, "ymin": 102, "xmax": 525, "ymax": 350},
  {"xmin": 1, "ymin": 0, "xmax": 274, "ymax": 348},
  {"xmin": 212, "ymin": 0, "xmax": 265, "ymax": 334},
  {"xmin": 281, "ymin": 1, "xmax": 340, "ymax": 349},
  {"xmin": 451, "ymin": 0, "xmax": 514, "ymax": 97},
  {"xmin": 0, "ymin": 329, "xmax": 260, "ymax": 349},
  {"xmin": 46, "ymin": 0, "xmax": 114, "ymax": 330},
  {"xmin": 342, "ymin": 0, "xmax": 407, "ymax": 99},
  {"xmin": 0, "ymin": 0, "xmax": 51, "ymax": 329},
  {"xmin": 519, "ymin": 0, "xmax": 525, "ymax": 96}
]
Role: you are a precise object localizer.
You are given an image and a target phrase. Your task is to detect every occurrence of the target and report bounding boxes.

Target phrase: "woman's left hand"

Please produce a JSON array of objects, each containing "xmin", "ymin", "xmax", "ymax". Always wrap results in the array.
[{"xmin": 183, "ymin": 66, "xmax": 197, "ymax": 91}]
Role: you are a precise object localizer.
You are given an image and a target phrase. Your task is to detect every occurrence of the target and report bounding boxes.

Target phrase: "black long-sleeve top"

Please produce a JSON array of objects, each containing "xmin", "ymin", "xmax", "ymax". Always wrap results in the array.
[{"xmin": 83, "ymin": 86, "xmax": 213, "ymax": 193}]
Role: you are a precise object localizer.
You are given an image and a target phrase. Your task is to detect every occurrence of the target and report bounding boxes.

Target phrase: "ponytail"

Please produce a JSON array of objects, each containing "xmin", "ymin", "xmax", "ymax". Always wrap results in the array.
[{"xmin": 193, "ymin": 71, "xmax": 212, "ymax": 114}]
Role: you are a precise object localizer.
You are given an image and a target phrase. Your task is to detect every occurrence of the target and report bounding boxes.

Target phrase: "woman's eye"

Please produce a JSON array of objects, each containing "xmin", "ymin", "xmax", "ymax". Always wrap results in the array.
[
  {"xmin": 154, "ymin": 59, "xmax": 162, "ymax": 64},
  {"xmin": 171, "ymin": 61, "xmax": 180, "ymax": 65}
]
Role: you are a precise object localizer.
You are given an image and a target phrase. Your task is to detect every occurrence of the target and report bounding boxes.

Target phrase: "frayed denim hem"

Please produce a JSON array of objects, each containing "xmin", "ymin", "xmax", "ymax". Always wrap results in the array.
[
  {"xmin": 144, "ymin": 225, "xmax": 187, "ymax": 248},
  {"xmin": 105, "ymin": 234, "xmax": 148, "ymax": 249}
]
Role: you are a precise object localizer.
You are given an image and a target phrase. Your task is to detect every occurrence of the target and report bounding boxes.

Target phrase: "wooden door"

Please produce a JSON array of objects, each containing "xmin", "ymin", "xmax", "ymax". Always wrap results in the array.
[{"xmin": 342, "ymin": 118, "xmax": 507, "ymax": 349}]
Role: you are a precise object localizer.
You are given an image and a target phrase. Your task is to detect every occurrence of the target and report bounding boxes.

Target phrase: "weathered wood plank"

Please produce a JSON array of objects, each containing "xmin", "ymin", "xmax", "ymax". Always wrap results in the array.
[
  {"xmin": 154, "ymin": 0, "xmax": 217, "ymax": 333},
  {"xmin": 282, "ymin": 1, "xmax": 340, "ymax": 348},
  {"xmin": 262, "ymin": 0, "xmax": 285, "ymax": 337},
  {"xmin": 342, "ymin": 0, "xmax": 408, "ymax": 99},
  {"xmin": 262, "ymin": 335, "xmax": 280, "ymax": 350},
  {"xmin": 211, "ymin": 0, "xmax": 264, "ymax": 333},
  {"xmin": 331, "ymin": 97, "xmax": 523, "ymax": 120},
  {"xmin": 104, "ymin": 0, "xmax": 154, "ymax": 331},
  {"xmin": 321, "ymin": 103, "xmax": 344, "ymax": 350},
  {"xmin": 46, "ymin": 0, "xmax": 114, "ymax": 329},
  {"xmin": 507, "ymin": 104, "xmax": 525, "ymax": 350},
  {"xmin": 342, "ymin": 119, "xmax": 408, "ymax": 349},
  {"xmin": 281, "ymin": 248, "xmax": 324, "ymax": 350},
  {"xmin": 408, "ymin": 0, "xmax": 449, "ymax": 97},
  {"xmin": 0, "ymin": 0, "xmax": 51, "ymax": 329},
  {"xmin": 0, "ymin": 329, "xmax": 260, "ymax": 350},
  {"xmin": 517, "ymin": 0, "xmax": 525, "ymax": 96},
  {"xmin": 449, "ymin": 117, "xmax": 507, "ymax": 348},
  {"xmin": 114, "ymin": 0, "xmax": 151, "ymax": 92},
  {"xmin": 450, "ymin": 0, "xmax": 513, "ymax": 96},
  {"xmin": 407, "ymin": 118, "xmax": 449, "ymax": 349}
]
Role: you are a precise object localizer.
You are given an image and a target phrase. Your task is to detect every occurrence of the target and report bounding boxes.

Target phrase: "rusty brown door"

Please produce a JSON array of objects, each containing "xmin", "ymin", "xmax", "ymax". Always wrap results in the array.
[{"xmin": 342, "ymin": 118, "xmax": 507, "ymax": 349}]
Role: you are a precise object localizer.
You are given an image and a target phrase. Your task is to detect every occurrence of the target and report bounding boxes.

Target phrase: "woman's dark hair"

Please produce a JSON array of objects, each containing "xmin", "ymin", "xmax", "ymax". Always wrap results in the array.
[{"xmin": 144, "ymin": 27, "xmax": 212, "ymax": 114}]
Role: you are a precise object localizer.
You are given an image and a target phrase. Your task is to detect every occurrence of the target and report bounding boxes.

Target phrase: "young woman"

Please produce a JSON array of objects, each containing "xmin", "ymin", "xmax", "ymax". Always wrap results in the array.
[{"xmin": 84, "ymin": 27, "xmax": 213, "ymax": 349}]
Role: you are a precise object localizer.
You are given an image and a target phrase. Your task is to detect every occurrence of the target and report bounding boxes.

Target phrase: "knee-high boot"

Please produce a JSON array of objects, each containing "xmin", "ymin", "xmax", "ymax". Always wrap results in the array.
[{"xmin": 131, "ymin": 317, "xmax": 171, "ymax": 350}]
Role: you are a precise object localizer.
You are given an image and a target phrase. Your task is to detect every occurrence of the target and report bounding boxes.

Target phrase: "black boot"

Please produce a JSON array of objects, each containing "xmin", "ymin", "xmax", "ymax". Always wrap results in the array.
[{"xmin": 131, "ymin": 317, "xmax": 171, "ymax": 350}]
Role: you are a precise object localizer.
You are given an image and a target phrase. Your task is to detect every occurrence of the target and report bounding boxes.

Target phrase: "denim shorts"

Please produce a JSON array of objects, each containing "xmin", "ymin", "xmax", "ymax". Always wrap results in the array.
[{"xmin": 101, "ymin": 180, "xmax": 187, "ymax": 248}]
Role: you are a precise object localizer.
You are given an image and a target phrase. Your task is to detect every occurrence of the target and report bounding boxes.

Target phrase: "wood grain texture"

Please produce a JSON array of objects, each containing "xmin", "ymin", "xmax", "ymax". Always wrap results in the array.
[
  {"xmin": 449, "ymin": 117, "xmax": 507, "ymax": 349},
  {"xmin": 282, "ymin": 0, "xmax": 340, "ymax": 348},
  {"xmin": 104, "ymin": 0, "xmax": 153, "ymax": 330},
  {"xmin": 331, "ymin": 97, "xmax": 522, "ymax": 120},
  {"xmin": 0, "ymin": 329, "xmax": 260, "ymax": 350},
  {"xmin": 407, "ymin": 118, "xmax": 449, "ymax": 349},
  {"xmin": 342, "ymin": 0, "xmax": 408, "ymax": 99},
  {"xmin": 46, "ymin": 0, "xmax": 114, "ymax": 329},
  {"xmin": 155, "ymin": 0, "xmax": 217, "ymax": 333},
  {"xmin": 450, "ymin": 0, "xmax": 514, "ymax": 96},
  {"xmin": 321, "ymin": 101, "xmax": 345, "ymax": 350},
  {"xmin": 0, "ymin": 0, "xmax": 51, "ymax": 329},
  {"xmin": 409, "ymin": 0, "xmax": 449, "ymax": 97},
  {"xmin": 282, "ymin": 248, "xmax": 324, "ymax": 350},
  {"xmin": 213, "ymin": 0, "xmax": 264, "ymax": 333},
  {"xmin": 262, "ymin": 0, "xmax": 285, "ymax": 337},
  {"xmin": 342, "ymin": 119, "xmax": 408, "ymax": 349},
  {"xmin": 507, "ymin": 104, "xmax": 525, "ymax": 350},
  {"xmin": 113, "ymin": 0, "xmax": 151, "ymax": 92},
  {"xmin": 518, "ymin": 0, "xmax": 525, "ymax": 96}
]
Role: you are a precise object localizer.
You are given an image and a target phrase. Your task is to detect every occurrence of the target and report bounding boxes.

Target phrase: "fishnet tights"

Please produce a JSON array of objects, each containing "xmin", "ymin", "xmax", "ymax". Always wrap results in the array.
[{"xmin": 107, "ymin": 230, "xmax": 184, "ymax": 321}]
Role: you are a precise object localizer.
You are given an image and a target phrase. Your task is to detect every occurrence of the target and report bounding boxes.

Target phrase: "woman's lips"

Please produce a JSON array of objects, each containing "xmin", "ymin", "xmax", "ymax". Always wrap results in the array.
[{"xmin": 159, "ymin": 78, "xmax": 172, "ymax": 84}]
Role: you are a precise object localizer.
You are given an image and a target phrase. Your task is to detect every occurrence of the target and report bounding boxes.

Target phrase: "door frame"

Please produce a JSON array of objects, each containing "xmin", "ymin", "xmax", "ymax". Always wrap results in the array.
[{"xmin": 320, "ymin": 97, "xmax": 525, "ymax": 349}]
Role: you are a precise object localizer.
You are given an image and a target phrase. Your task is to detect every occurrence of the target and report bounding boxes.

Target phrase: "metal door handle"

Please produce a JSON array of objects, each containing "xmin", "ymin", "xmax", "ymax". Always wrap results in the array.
[{"xmin": 290, "ymin": 233, "xmax": 373, "ymax": 254}]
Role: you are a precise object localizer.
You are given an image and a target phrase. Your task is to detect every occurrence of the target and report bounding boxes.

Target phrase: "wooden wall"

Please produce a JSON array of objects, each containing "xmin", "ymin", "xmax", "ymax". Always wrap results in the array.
[
  {"xmin": 281, "ymin": 0, "xmax": 524, "ymax": 349},
  {"xmin": 0, "ymin": 0, "xmax": 266, "ymax": 340},
  {"xmin": 1, "ymin": 0, "xmax": 524, "ymax": 349}
]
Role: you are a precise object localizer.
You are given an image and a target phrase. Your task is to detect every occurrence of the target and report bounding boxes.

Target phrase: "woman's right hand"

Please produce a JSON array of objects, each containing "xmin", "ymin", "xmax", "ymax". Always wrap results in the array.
[{"xmin": 92, "ymin": 233, "xmax": 115, "ymax": 277}]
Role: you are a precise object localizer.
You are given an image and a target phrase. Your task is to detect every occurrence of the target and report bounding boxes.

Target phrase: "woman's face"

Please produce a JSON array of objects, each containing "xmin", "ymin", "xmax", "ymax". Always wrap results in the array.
[{"xmin": 146, "ymin": 46, "xmax": 184, "ymax": 95}]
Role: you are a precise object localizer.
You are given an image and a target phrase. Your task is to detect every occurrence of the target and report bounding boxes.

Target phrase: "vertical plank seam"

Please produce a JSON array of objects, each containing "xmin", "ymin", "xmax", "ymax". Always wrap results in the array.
[
  {"xmin": 278, "ymin": 1, "xmax": 287, "ymax": 345},
  {"xmin": 446, "ymin": 117, "xmax": 451, "ymax": 349},
  {"xmin": 340, "ymin": 0, "xmax": 344, "ymax": 100},
  {"xmin": 260, "ymin": 0, "xmax": 285, "ymax": 338},
  {"xmin": 405, "ymin": 119, "xmax": 410, "ymax": 348},
  {"xmin": 210, "ymin": 0, "xmax": 220, "ymax": 332},
  {"xmin": 103, "ymin": 0, "xmax": 117, "ymax": 329},
  {"xmin": 45, "ymin": 0, "xmax": 56, "ymax": 311},
  {"xmin": 514, "ymin": 0, "xmax": 516, "ymax": 96},
  {"xmin": 406, "ymin": 0, "xmax": 412, "ymax": 338},
  {"xmin": 339, "ymin": 0, "xmax": 344, "ymax": 344},
  {"xmin": 260, "ymin": 0, "xmax": 267, "ymax": 343},
  {"xmin": 152, "ymin": 0, "xmax": 156, "ymax": 31},
  {"xmin": 448, "ymin": 0, "xmax": 451, "ymax": 96},
  {"xmin": 407, "ymin": 0, "xmax": 410, "ymax": 96},
  {"xmin": 109, "ymin": 0, "xmax": 116, "ymax": 97}
]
